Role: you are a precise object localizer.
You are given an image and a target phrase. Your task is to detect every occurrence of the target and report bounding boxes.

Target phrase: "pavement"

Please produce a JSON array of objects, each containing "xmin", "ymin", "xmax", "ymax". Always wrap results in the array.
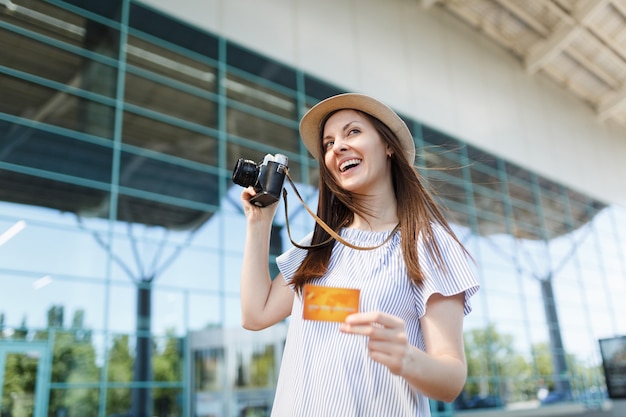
[{"xmin": 456, "ymin": 401, "xmax": 625, "ymax": 417}]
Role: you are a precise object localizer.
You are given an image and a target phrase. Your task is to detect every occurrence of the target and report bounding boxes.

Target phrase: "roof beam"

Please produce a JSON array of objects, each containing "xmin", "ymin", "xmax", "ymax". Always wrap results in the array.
[
  {"xmin": 598, "ymin": 87, "xmax": 626, "ymax": 121},
  {"xmin": 572, "ymin": 0, "xmax": 612, "ymax": 26},
  {"xmin": 525, "ymin": 22, "xmax": 581, "ymax": 74},
  {"xmin": 420, "ymin": 0, "xmax": 439, "ymax": 9},
  {"xmin": 494, "ymin": 0, "xmax": 549, "ymax": 36},
  {"xmin": 566, "ymin": 48, "xmax": 621, "ymax": 89}
]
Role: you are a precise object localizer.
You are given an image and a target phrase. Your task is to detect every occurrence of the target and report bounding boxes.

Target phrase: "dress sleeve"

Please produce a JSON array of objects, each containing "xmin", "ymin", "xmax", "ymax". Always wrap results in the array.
[
  {"xmin": 412, "ymin": 224, "xmax": 480, "ymax": 318},
  {"xmin": 275, "ymin": 232, "xmax": 313, "ymax": 286}
]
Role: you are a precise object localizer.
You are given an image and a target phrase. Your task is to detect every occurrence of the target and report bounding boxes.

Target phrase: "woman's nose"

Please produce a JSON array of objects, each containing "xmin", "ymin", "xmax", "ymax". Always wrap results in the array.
[{"xmin": 333, "ymin": 138, "xmax": 348, "ymax": 153}]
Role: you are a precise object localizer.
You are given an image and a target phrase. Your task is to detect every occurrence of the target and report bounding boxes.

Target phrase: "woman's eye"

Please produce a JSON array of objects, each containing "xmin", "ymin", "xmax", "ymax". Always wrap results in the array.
[
  {"xmin": 348, "ymin": 128, "xmax": 360, "ymax": 135},
  {"xmin": 324, "ymin": 141, "xmax": 334, "ymax": 149}
]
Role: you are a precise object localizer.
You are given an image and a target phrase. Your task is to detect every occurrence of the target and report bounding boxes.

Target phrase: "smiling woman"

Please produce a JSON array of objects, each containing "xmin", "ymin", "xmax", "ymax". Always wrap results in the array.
[
  {"xmin": 239, "ymin": 93, "xmax": 480, "ymax": 417},
  {"xmin": 1, "ymin": 0, "xmax": 626, "ymax": 415}
]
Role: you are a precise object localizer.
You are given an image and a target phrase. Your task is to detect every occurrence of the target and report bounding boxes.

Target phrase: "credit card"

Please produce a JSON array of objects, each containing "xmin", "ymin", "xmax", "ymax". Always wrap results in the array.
[{"xmin": 302, "ymin": 284, "xmax": 360, "ymax": 322}]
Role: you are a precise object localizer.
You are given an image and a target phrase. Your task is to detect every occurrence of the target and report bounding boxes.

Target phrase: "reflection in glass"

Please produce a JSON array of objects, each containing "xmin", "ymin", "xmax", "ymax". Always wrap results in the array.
[
  {"xmin": 1, "ymin": 352, "xmax": 39, "ymax": 417},
  {"xmin": 195, "ymin": 348, "xmax": 224, "ymax": 392},
  {"xmin": 234, "ymin": 344, "xmax": 276, "ymax": 388}
]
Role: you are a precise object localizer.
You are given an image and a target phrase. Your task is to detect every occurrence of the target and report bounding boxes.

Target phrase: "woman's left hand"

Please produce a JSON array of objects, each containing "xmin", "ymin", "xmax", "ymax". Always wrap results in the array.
[{"xmin": 339, "ymin": 311, "xmax": 410, "ymax": 376}]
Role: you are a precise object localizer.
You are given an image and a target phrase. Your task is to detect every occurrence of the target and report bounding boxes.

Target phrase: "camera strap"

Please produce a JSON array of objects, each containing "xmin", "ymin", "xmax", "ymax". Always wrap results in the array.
[{"xmin": 282, "ymin": 169, "xmax": 399, "ymax": 251}]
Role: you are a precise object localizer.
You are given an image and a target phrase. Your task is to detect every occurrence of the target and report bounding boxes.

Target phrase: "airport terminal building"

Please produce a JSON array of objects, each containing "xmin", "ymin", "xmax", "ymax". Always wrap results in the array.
[{"xmin": 1, "ymin": 1, "xmax": 626, "ymax": 416}]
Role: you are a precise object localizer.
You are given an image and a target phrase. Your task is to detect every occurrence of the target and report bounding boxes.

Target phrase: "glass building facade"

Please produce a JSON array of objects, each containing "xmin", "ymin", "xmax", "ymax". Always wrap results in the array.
[{"xmin": 0, "ymin": 1, "xmax": 625, "ymax": 416}]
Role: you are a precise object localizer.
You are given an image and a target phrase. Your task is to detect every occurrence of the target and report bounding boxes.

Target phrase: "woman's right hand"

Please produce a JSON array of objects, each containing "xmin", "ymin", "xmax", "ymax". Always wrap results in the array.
[{"xmin": 241, "ymin": 186, "xmax": 280, "ymax": 224}]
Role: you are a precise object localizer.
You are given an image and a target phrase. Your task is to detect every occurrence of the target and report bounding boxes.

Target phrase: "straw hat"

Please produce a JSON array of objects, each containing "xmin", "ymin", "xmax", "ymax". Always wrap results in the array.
[{"xmin": 299, "ymin": 93, "xmax": 416, "ymax": 164}]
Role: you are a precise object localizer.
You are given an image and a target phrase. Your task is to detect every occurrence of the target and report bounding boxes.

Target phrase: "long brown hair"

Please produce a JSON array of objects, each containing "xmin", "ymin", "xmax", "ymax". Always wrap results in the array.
[{"xmin": 291, "ymin": 110, "xmax": 469, "ymax": 292}]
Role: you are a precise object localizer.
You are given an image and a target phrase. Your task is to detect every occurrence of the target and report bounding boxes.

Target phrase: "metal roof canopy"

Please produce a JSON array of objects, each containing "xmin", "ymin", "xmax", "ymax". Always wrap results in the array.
[{"xmin": 427, "ymin": 0, "xmax": 626, "ymax": 129}]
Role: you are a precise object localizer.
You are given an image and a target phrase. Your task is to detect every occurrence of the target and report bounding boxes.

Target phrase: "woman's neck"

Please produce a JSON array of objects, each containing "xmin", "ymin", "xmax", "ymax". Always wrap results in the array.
[{"xmin": 349, "ymin": 193, "xmax": 398, "ymax": 232}]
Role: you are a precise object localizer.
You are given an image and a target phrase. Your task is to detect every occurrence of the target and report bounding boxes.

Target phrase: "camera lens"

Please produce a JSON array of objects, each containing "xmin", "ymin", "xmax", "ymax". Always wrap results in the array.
[{"xmin": 232, "ymin": 158, "xmax": 259, "ymax": 187}]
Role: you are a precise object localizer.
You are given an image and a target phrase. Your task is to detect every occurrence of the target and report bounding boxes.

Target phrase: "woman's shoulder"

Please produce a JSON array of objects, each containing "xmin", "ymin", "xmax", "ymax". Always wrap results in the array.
[{"xmin": 416, "ymin": 221, "xmax": 458, "ymax": 245}]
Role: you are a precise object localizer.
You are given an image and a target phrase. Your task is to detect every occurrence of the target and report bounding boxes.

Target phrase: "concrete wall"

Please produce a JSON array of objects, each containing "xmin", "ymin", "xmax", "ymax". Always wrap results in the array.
[{"xmin": 144, "ymin": 0, "xmax": 626, "ymax": 207}]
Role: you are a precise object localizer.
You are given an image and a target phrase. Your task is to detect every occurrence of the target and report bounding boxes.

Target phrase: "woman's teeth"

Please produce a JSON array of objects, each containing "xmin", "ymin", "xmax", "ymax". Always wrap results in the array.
[{"xmin": 340, "ymin": 159, "xmax": 362, "ymax": 172}]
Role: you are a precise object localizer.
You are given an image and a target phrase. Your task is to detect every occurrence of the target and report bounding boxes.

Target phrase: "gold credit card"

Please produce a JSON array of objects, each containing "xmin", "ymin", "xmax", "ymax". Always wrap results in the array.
[{"xmin": 302, "ymin": 284, "xmax": 360, "ymax": 322}]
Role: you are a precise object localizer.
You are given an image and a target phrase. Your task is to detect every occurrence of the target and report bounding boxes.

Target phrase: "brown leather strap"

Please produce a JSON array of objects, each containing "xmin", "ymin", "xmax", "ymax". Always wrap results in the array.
[{"xmin": 282, "ymin": 168, "xmax": 399, "ymax": 251}]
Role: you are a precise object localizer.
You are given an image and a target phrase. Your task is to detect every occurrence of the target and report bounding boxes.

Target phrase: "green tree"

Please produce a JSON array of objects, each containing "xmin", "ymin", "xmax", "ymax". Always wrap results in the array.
[
  {"xmin": 14, "ymin": 317, "xmax": 28, "ymax": 340},
  {"xmin": 532, "ymin": 342, "xmax": 553, "ymax": 383},
  {"xmin": 153, "ymin": 329, "xmax": 183, "ymax": 417},
  {"xmin": 106, "ymin": 334, "xmax": 133, "ymax": 415},
  {"xmin": 463, "ymin": 326, "xmax": 607, "ymax": 406},
  {"xmin": 567, "ymin": 354, "xmax": 605, "ymax": 405},
  {"xmin": 464, "ymin": 324, "xmax": 535, "ymax": 404},
  {"xmin": 250, "ymin": 345, "xmax": 275, "ymax": 387},
  {"xmin": 1, "ymin": 351, "xmax": 38, "ymax": 416},
  {"xmin": 37, "ymin": 307, "xmax": 100, "ymax": 416},
  {"xmin": 0, "ymin": 316, "xmax": 35, "ymax": 416}
]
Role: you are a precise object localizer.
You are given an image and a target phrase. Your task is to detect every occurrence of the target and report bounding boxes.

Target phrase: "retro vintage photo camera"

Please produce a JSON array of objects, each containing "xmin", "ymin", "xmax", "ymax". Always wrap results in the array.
[{"xmin": 232, "ymin": 153, "xmax": 288, "ymax": 207}]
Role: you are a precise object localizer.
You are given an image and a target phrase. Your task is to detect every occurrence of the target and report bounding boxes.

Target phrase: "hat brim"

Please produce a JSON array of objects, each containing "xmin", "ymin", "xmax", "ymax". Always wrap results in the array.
[{"xmin": 299, "ymin": 93, "xmax": 415, "ymax": 164}]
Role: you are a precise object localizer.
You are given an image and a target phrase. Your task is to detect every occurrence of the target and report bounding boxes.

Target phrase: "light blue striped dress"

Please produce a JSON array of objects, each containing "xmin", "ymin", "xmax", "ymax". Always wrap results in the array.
[{"xmin": 273, "ymin": 224, "xmax": 480, "ymax": 417}]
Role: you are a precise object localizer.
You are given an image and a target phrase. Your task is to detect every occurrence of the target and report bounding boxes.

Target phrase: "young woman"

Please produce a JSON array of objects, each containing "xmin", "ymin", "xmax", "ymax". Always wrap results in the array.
[{"xmin": 240, "ymin": 93, "xmax": 479, "ymax": 416}]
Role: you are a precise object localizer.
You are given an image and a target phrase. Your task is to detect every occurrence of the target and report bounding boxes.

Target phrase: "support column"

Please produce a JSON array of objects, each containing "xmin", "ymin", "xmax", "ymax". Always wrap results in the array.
[
  {"xmin": 540, "ymin": 277, "xmax": 571, "ymax": 397},
  {"xmin": 132, "ymin": 281, "xmax": 153, "ymax": 417}
]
